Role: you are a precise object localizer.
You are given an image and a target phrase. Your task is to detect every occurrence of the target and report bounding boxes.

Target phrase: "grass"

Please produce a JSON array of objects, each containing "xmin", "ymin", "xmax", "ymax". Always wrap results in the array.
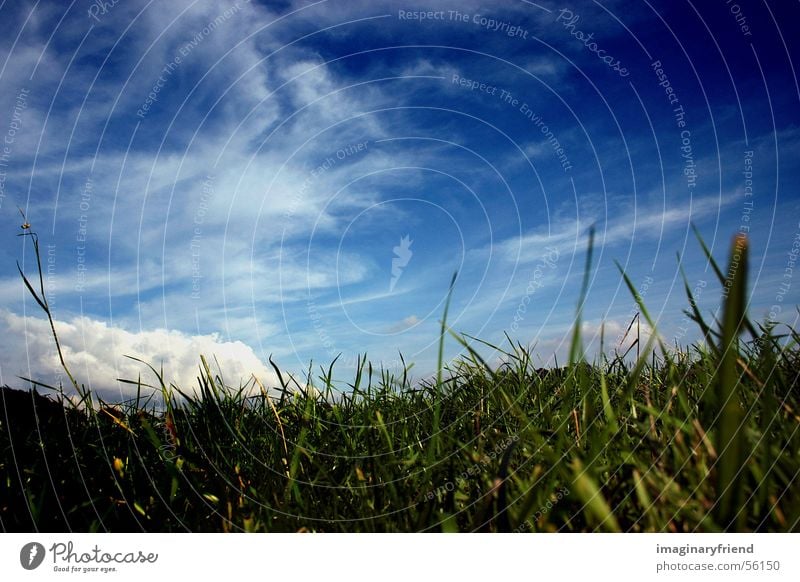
[{"xmin": 1, "ymin": 224, "xmax": 798, "ymax": 532}]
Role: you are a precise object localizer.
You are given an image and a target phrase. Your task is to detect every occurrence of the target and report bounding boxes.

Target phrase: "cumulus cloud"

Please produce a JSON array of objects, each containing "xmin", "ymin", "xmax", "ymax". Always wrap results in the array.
[{"xmin": 0, "ymin": 310, "xmax": 280, "ymax": 400}]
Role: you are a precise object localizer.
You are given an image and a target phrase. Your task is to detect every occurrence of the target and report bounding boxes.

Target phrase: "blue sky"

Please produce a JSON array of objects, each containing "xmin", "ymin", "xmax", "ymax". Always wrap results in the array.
[{"xmin": 0, "ymin": 0, "xmax": 798, "ymax": 396}]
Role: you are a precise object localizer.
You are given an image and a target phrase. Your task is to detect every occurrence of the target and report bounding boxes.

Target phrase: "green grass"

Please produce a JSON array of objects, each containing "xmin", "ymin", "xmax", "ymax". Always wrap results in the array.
[{"xmin": 1, "ymin": 227, "xmax": 798, "ymax": 532}]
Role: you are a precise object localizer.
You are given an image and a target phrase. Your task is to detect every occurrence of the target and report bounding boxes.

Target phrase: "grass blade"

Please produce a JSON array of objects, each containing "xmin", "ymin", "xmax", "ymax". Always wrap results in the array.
[{"xmin": 714, "ymin": 234, "xmax": 749, "ymax": 530}]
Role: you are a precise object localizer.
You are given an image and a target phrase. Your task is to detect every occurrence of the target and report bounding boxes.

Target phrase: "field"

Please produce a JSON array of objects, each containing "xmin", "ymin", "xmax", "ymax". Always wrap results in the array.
[{"xmin": 1, "ymin": 231, "xmax": 798, "ymax": 532}]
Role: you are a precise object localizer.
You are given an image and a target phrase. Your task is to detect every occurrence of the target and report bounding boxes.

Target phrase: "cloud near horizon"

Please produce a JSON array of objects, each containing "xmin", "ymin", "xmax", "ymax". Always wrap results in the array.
[{"xmin": 0, "ymin": 310, "xmax": 280, "ymax": 399}]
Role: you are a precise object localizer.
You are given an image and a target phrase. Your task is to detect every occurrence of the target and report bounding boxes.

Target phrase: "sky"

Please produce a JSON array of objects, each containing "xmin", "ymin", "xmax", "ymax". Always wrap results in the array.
[{"xmin": 0, "ymin": 0, "xmax": 798, "ymax": 399}]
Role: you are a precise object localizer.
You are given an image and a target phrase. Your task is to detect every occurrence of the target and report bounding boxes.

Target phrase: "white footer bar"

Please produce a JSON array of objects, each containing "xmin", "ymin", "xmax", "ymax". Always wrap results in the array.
[{"xmin": 2, "ymin": 533, "xmax": 797, "ymax": 580}]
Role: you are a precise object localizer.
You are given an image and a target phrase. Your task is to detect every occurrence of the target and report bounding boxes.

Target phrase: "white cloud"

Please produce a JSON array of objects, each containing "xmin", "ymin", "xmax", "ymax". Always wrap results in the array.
[
  {"xmin": 523, "ymin": 56, "xmax": 564, "ymax": 78},
  {"xmin": 0, "ymin": 309, "xmax": 280, "ymax": 400},
  {"xmin": 490, "ymin": 194, "xmax": 730, "ymax": 265},
  {"xmin": 0, "ymin": 0, "xmax": 433, "ymax": 343},
  {"xmin": 387, "ymin": 314, "xmax": 421, "ymax": 332}
]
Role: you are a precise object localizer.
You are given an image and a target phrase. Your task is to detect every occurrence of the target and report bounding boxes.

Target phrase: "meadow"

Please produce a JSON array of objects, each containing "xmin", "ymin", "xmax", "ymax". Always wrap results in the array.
[{"xmin": 1, "ymin": 228, "xmax": 798, "ymax": 532}]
